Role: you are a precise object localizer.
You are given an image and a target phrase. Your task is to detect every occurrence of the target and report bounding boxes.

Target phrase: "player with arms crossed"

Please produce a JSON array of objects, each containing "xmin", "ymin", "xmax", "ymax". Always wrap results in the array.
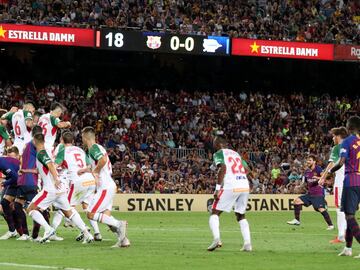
[
  {"xmin": 0, "ymin": 147, "xmax": 20, "ymax": 239},
  {"xmin": 287, "ymin": 155, "xmax": 334, "ymax": 229},
  {"xmin": 208, "ymin": 136, "xmax": 252, "ymax": 252},
  {"xmin": 38, "ymin": 102, "xmax": 71, "ymax": 156},
  {"xmin": 319, "ymin": 127, "xmax": 348, "ymax": 243},
  {"xmin": 330, "ymin": 116, "xmax": 360, "ymax": 258},
  {"xmin": 27, "ymin": 133, "xmax": 94, "ymax": 243},
  {"xmin": 52, "ymin": 131, "xmax": 101, "ymax": 241},
  {"xmin": 1, "ymin": 103, "xmax": 35, "ymax": 155},
  {"xmin": 81, "ymin": 127, "xmax": 129, "ymax": 248}
]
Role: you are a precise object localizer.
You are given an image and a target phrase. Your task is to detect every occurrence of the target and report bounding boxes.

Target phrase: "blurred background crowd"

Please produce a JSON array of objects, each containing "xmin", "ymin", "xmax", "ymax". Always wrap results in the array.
[
  {"xmin": 0, "ymin": 82, "xmax": 358, "ymax": 194},
  {"xmin": 0, "ymin": 0, "xmax": 359, "ymax": 44}
]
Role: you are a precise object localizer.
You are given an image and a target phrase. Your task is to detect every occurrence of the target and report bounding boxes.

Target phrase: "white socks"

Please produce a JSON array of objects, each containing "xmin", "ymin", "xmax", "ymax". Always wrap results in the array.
[
  {"xmin": 209, "ymin": 214, "xmax": 220, "ymax": 240},
  {"xmin": 29, "ymin": 210, "xmax": 52, "ymax": 232},
  {"xmin": 337, "ymin": 209, "xmax": 347, "ymax": 241},
  {"xmin": 93, "ymin": 213, "xmax": 120, "ymax": 228},
  {"xmin": 69, "ymin": 209, "xmax": 87, "ymax": 232},
  {"xmin": 52, "ymin": 210, "xmax": 64, "ymax": 230},
  {"xmin": 239, "ymin": 219, "xmax": 251, "ymax": 245},
  {"xmin": 90, "ymin": 220, "xmax": 100, "ymax": 234}
]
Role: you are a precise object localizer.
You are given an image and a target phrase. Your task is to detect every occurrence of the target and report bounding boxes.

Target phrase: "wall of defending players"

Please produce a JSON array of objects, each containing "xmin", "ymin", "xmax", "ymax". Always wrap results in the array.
[{"xmin": 102, "ymin": 194, "xmax": 338, "ymax": 212}]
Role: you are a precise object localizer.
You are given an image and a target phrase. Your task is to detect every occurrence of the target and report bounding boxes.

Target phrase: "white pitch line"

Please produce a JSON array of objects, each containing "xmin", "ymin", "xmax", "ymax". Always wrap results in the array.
[{"xmin": 0, "ymin": 262, "xmax": 91, "ymax": 270}]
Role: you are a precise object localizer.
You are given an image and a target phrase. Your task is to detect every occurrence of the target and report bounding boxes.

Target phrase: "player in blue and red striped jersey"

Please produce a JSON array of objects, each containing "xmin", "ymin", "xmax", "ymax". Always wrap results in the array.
[
  {"xmin": 330, "ymin": 116, "xmax": 360, "ymax": 258},
  {"xmin": 0, "ymin": 146, "xmax": 20, "ymax": 240}
]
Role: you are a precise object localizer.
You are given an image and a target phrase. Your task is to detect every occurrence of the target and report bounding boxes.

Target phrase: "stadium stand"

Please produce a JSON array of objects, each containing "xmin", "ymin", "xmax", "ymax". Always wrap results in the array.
[{"xmin": 0, "ymin": 0, "xmax": 359, "ymax": 44}]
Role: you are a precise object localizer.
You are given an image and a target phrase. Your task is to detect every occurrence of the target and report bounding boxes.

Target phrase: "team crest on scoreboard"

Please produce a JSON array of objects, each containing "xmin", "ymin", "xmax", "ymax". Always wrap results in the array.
[{"xmin": 146, "ymin": 36, "xmax": 161, "ymax": 50}]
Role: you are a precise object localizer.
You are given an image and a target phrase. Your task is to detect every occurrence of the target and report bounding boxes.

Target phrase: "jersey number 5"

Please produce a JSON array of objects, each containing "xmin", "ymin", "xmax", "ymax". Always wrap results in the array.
[
  {"xmin": 74, "ymin": 153, "xmax": 84, "ymax": 168},
  {"xmin": 228, "ymin": 157, "xmax": 246, "ymax": 174}
]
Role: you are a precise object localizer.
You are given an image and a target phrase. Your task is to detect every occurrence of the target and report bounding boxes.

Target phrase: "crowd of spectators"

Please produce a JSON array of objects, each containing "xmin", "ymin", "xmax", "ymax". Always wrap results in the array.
[
  {"xmin": 0, "ymin": 82, "xmax": 358, "ymax": 194},
  {"xmin": 0, "ymin": 0, "xmax": 359, "ymax": 44}
]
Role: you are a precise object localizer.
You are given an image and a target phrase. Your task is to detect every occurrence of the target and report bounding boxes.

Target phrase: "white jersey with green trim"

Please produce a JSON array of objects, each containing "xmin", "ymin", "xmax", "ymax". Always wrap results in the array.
[
  {"xmin": 0, "ymin": 125, "xmax": 10, "ymax": 156},
  {"xmin": 56, "ymin": 145, "xmax": 95, "ymax": 185},
  {"xmin": 38, "ymin": 113, "xmax": 60, "ymax": 150},
  {"xmin": 88, "ymin": 143, "xmax": 114, "ymax": 190},
  {"xmin": 213, "ymin": 148, "xmax": 249, "ymax": 190},
  {"xmin": 37, "ymin": 149, "xmax": 66, "ymax": 193},
  {"xmin": 11, "ymin": 109, "xmax": 32, "ymax": 144}
]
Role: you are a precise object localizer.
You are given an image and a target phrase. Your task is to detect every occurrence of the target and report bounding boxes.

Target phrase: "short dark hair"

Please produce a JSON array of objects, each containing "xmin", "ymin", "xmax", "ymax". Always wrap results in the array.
[
  {"xmin": 7, "ymin": 146, "xmax": 19, "ymax": 155},
  {"xmin": 0, "ymin": 109, "xmax": 7, "ymax": 118},
  {"xmin": 330, "ymin": 127, "xmax": 348, "ymax": 139},
  {"xmin": 213, "ymin": 136, "xmax": 227, "ymax": 146},
  {"xmin": 34, "ymin": 111, "xmax": 42, "ymax": 118},
  {"xmin": 50, "ymin": 102, "xmax": 64, "ymax": 112},
  {"xmin": 347, "ymin": 116, "xmax": 360, "ymax": 133},
  {"xmin": 308, "ymin": 154, "xmax": 317, "ymax": 162},
  {"xmin": 62, "ymin": 131, "xmax": 74, "ymax": 144},
  {"xmin": 33, "ymin": 133, "xmax": 45, "ymax": 143},
  {"xmin": 32, "ymin": 125, "xmax": 43, "ymax": 136},
  {"xmin": 82, "ymin": 126, "xmax": 95, "ymax": 136}
]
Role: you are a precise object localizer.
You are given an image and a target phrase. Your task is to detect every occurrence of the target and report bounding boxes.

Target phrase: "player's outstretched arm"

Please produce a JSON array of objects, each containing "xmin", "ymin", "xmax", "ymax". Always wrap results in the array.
[
  {"xmin": 318, "ymin": 161, "xmax": 334, "ymax": 186},
  {"xmin": 47, "ymin": 161, "xmax": 61, "ymax": 189},
  {"xmin": 329, "ymin": 157, "xmax": 345, "ymax": 174},
  {"xmin": 56, "ymin": 121, "xmax": 71, "ymax": 129}
]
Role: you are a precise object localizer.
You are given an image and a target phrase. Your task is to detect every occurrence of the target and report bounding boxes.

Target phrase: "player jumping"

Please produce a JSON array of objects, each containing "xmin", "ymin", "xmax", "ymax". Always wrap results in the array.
[
  {"xmin": 287, "ymin": 155, "xmax": 334, "ymax": 229},
  {"xmin": 208, "ymin": 136, "xmax": 252, "ymax": 252},
  {"xmin": 319, "ymin": 127, "xmax": 348, "ymax": 243},
  {"xmin": 330, "ymin": 116, "xmax": 360, "ymax": 258},
  {"xmin": 81, "ymin": 127, "xmax": 129, "ymax": 248}
]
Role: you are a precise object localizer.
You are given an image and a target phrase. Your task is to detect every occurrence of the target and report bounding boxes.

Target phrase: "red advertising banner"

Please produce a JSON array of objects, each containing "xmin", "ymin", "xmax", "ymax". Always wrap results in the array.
[
  {"xmin": 334, "ymin": 45, "xmax": 360, "ymax": 61},
  {"xmin": 0, "ymin": 24, "xmax": 94, "ymax": 47},
  {"xmin": 232, "ymin": 38, "xmax": 334, "ymax": 61}
]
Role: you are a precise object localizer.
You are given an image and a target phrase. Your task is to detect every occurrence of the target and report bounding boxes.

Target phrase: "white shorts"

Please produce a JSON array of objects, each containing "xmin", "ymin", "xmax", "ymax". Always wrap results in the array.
[
  {"xmin": 68, "ymin": 181, "xmax": 96, "ymax": 206},
  {"xmin": 14, "ymin": 140, "xmax": 26, "ymax": 155},
  {"xmin": 88, "ymin": 187, "xmax": 116, "ymax": 213},
  {"xmin": 334, "ymin": 186, "xmax": 343, "ymax": 209},
  {"xmin": 31, "ymin": 189, "xmax": 71, "ymax": 211},
  {"xmin": 212, "ymin": 189, "xmax": 249, "ymax": 214}
]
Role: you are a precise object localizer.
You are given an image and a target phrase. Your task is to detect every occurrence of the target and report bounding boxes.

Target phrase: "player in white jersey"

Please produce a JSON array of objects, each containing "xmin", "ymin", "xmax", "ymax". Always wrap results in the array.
[
  {"xmin": 208, "ymin": 136, "xmax": 252, "ymax": 252},
  {"xmin": 81, "ymin": 126, "xmax": 129, "ymax": 248},
  {"xmin": 319, "ymin": 127, "xmax": 348, "ymax": 243},
  {"xmin": 38, "ymin": 102, "xmax": 71, "ymax": 157},
  {"xmin": 26, "ymin": 133, "xmax": 94, "ymax": 244},
  {"xmin": 1, "ymin": 103, "xmax": 35, "ymax": 155},
  {"xmin": 52, "ymin": 132, "xmax": 102, "ymax": 241}
]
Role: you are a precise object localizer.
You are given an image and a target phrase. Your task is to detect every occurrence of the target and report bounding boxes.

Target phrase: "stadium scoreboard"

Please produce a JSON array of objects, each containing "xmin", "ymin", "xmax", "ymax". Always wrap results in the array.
[{"xmin": 95, "ymin": 29, "xmax": 230, "ymax": 56}]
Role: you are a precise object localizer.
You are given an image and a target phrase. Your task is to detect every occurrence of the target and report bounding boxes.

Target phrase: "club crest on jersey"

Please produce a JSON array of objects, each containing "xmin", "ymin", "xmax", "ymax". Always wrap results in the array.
[
  {"xmin": 340, "ymin": 148, "xmax": 347, "ymax": 153},
  {"xmin": 146, "ymin": 36, "xmax": 161, "ymax": 50}
]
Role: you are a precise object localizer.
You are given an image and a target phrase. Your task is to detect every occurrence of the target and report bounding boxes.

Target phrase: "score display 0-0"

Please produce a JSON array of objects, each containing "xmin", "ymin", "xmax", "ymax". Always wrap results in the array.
[{"xmin": 96, "ymin": 29, "xmax": 230, "ymax": 56}]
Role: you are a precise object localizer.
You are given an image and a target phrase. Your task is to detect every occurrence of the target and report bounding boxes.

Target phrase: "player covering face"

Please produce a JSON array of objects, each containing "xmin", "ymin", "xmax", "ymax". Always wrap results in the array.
[{"xmin": 207, "ymin": 136, "xmax": 252, "ymax": 252}]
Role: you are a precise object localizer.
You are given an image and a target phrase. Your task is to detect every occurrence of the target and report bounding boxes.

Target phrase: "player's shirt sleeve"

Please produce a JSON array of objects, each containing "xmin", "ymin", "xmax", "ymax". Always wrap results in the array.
[
  {"xmin": 0, "ymin": 125, "xmax": 10, "ymax": 140},
  {"xmin": 54, "ymin": 144, "xmax": 65, "ymax": 165},
  {"xmin": 37, "ymin": 150, "xmax": 52, "ymax": 167},
  {"xmin": 329, "ymin": 145, "xmax": 339, "ymax": 163},
  {"xmin": 89, "ymin": 144, "xmax": 104, "ymax": 161},
  {"xmin": 50, "ymin": 115, "xmax": 61, "ymax": 127},
  {"xmin": 85, "ymin": 154, "xmax": 91, "ymax": 166},
  {"xmin": 23, "ymin": 110, "xmax": 33, "ymax": 121},
  {"xmin": 316, "ymin": 166, "xmax": 323, "ymax": 176},
  {"xmin": 213, "ymin": 150, "xmax": 225, "ymax": 166},
  {"xmin": 1, "ymin": 111, "xmax": 14, "ymax": 121},
  {"xmin": 0, "ymin": 158, "xmax": 19, "ymax": 186},
  {"xmin": 340, "ymin": 137, "xmax": 350, "ymax": 159}
]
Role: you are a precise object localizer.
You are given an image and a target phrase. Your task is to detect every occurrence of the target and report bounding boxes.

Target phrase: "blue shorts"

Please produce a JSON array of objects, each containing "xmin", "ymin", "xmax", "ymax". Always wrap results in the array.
[
  {"xmin": 16, "ymin": 186, "xmax": 38, "ymax": 203},
  {"xmin": 341, "ymin": 187, "xmax": 360, "ymax": 215},
  {"xmin": 299, "ymin": 194, "xmax": 326, "ymax": 210},
  {"xmin": 3, "ymin": 185, "xmax": 18, "ymax": 197}
]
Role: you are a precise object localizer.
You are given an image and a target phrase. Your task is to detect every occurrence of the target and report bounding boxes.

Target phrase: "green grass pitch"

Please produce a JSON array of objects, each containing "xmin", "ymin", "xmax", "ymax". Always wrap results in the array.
[{"xmin": 0, "ymin": 211, "xmax": 359, "ymax": 270}]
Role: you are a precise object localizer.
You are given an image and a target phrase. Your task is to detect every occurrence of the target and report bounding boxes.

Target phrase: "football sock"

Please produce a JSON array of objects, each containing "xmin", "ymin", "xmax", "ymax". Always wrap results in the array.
[
  {"xmin": 32, "ymin": 221, "xmax": 40, "ymax": 239},
  {"xmin": 1, "ymin": 199, "xmax": 16, "ymax": 232},
  {"xmin": 69, "ymin": 209, "xmax": 87, "ymax": 232},
  {"xmin": 209, "ymin": 214, "xmax": 220, "ymax": 240},
  {"xmin": 321, "ymin": 211, "xmax": 333, "ymax": 226},
  {"xmin": 93, "ymin": 213, "xmax": 120, "ymax": 228},
  {"xmin": 29, "ymin": 210, "xmax": 52, "ymax": 232},
  {"xmin": 12, "ymin": 205, "xmax": 23, "ymax": 235},
  {"xmin": 239, "ymin": 219, "xmax": 251, "ymax": 245},
  {"xmin": 52, "ymin": 210, "xmax": 64, "ymax": 230},
  {"xmin": 347, "ymin": 216, "xmax": 360, "ymax": 244},
  {"xmin": 294, "ymin": 204, "xmax": 301, "ymax": 221},
  {"xmin": 90, "ymin": 220, "xmax": 100, "ymax": 234},
  {"xmin": 337, "ymin": 209, "xmax": 346, "ymax": 241},
  {"xmin": 14, "ymin": 202, "xmax": 28, "ymax": 235},
  {"xmin": 345, "ymin": 226, "xmax": 353, "ymax": 248}
]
